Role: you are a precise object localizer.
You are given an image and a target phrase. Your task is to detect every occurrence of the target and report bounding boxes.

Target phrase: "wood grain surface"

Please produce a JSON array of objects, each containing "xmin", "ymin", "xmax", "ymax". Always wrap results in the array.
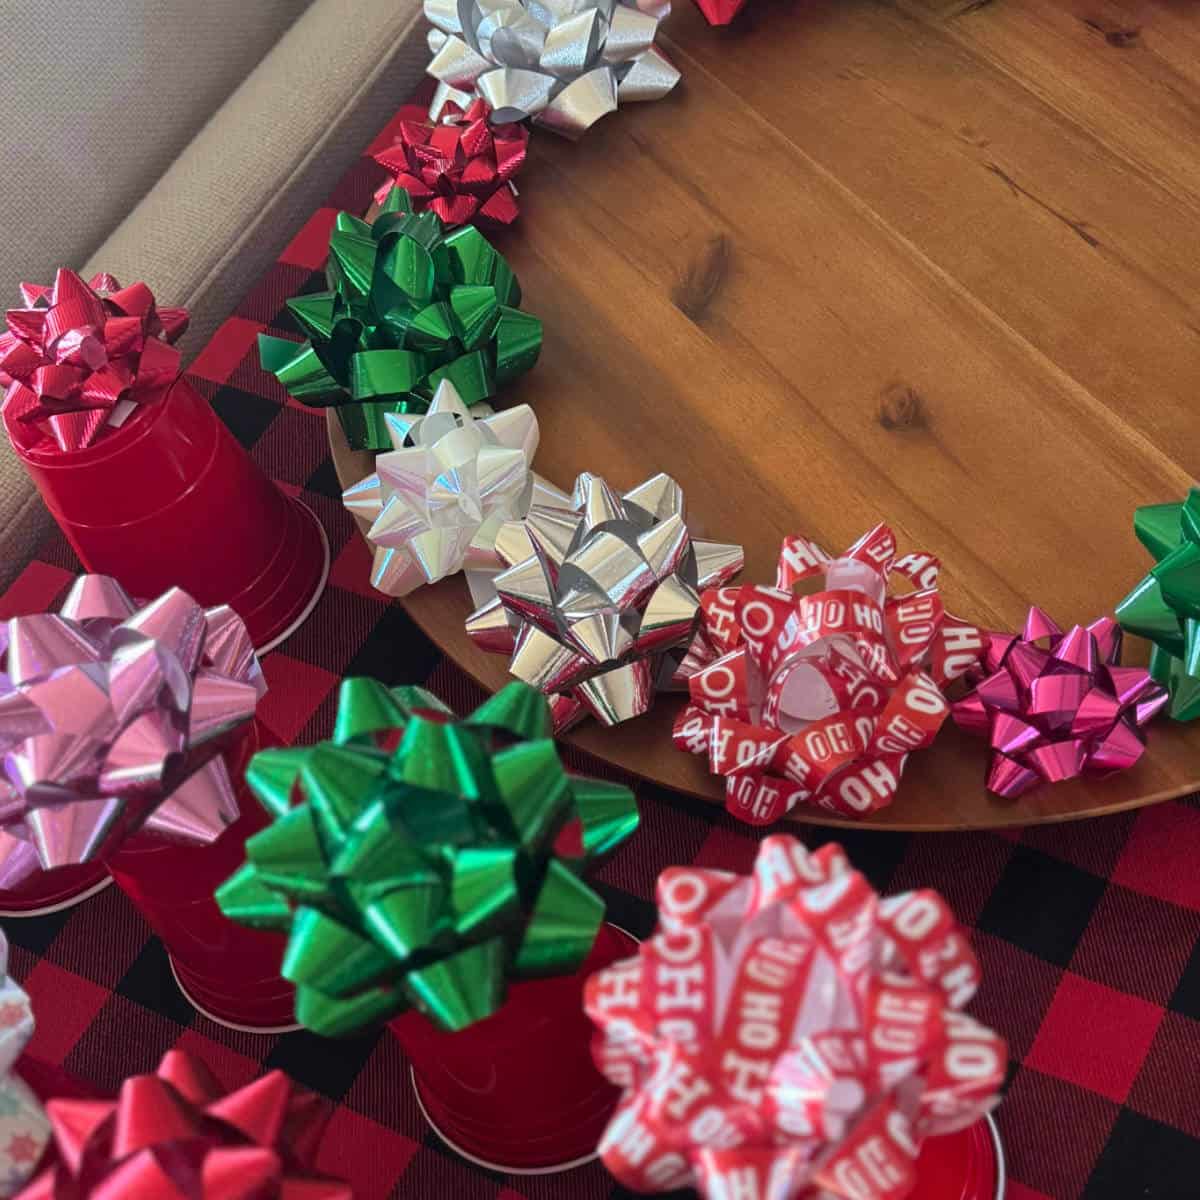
[{"xmin": 331, "ymin": 0, "xmax": 1200, "ymax": 830}]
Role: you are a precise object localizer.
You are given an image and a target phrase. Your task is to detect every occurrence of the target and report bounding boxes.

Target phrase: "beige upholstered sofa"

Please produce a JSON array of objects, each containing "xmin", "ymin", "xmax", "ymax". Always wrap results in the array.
[{"xmin": 0, "ymin": 0, "xmax": 431, "ymax": 586}]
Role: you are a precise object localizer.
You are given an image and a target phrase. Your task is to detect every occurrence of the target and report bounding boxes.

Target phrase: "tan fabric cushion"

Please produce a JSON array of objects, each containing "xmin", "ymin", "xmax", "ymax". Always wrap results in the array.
[{"xmin": 0, "ymin": 0, "xmax": 431, "ymax": 587}]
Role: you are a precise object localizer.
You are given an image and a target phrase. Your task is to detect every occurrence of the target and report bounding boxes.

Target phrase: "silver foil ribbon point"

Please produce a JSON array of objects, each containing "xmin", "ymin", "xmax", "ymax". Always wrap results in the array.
[
  {"xmin": 466, "ymin": 471, "xmax": 743, "ymax": 729},
  {"xmin": 425, "ymin": 0, "xmax": 681, "ymax": 139}
]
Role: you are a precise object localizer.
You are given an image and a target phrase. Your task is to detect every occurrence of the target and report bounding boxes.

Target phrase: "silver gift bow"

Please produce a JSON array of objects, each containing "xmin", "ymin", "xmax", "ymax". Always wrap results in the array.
[
  {"xmin": 0, "ymin": 932, "xmax": 48, "ymax": 1198},
  {"xmin": 466, "ymin": 471, "xmax": 742, "ymax": 729},
  {"xmin": 342, "ymin": 379, "xmax": 569, "ymax": 599},
  {"xmin": 425, "ymin": 0, "xmax": 681, "ymax": 139}
]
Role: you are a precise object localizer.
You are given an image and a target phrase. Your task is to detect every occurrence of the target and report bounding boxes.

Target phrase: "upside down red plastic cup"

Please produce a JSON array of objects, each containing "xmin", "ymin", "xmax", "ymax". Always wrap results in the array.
[
  {"xmin": 5, "ymin": 376, "xmax": 328, "ymax": 652},
  {"xmin": 914, "ymin": 1115, "xmax": 1005, "ymax": 1200},
  {"xmin": 390, "ymin": 923, "xmax": 638, "ymax": 1173},
  {"xmin": 105, "ymin": 725, "xmax": 296, "ymax": 1032}
]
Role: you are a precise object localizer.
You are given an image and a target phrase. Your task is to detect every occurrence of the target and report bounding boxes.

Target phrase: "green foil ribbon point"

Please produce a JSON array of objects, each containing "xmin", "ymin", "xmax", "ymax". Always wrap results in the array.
[
  {"xmin": 258, "ymin": 186, "xmax": 542, "ymax": 451},
  {"xmin": 215, "ymin": 679, "xmax": 638, "ymax": 1035},
  {"xmin": 1117, "ymin": 487, "xmax": 1200, "ymax": 721}
]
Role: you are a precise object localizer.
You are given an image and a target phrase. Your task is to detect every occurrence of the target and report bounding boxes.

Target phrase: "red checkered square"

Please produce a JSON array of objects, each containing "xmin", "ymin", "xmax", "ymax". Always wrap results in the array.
[
  {"xmin": 969, "ymin": 933, "xmax": 1063, "ymax": 1061},
  {"xmin": 693, "ymin": 824, "xmax": 760, "ymax": 875},
  {"xmin": 1004, "ymin": 1183, "xmax": 1055, "ymax": 1200},
  {"xmin": 329, "ymin": 535, "xmax": 382, "ymax": 599},
  {"xmin": 20, "ymin": 962, "xmax": 108, "ymax": 1064},
  {"xmin": 47, "ymin": 884, "xmax": 147, "ymax": 988},
  {"xmin": 998, "ymin": 1069, "xmax": 1119, "ymax": 1200},
  {"xmin": 279, "ymin": 207, "xmax": 341, "ymax": 271},
  {"xmin": 258, "ymin": 653, "xmax": 339, "ymax": 743},
  {"xmin": 187, "ymin": 317, "xmax": 266, "ymax": 386},
  {"xmin": 0, "ymin": 560, "xmax": 73, "ymax": 618},
  {"xmin": 174, "ymin": 1029, "xmax": 264, "ymax": 1091},
  {"xmin": 314, "ymin": 1107, "xmax": 419, "ymax": 1200},
  {"xmin": 1069, "ymin": 883, "xmax": 1200, "ymax": 1005},
  {"xmin": 1112, "ymin": 801, "xmax": 1200, "ymax": 911},
  {"xmin": 1026, "ymin": 972, "xmax": 1164, "ymax": 1102},
  {"xmin": 1126, "ymin": 1011, "xmax": 1200, "ymax": 1139}
]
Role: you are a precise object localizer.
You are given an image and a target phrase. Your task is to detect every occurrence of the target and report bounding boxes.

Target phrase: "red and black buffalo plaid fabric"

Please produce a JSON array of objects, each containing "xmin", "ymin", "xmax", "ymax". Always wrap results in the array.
[{"xmin": 2, "ymin": 88, "xmax": 1199, "ymax": 1200}]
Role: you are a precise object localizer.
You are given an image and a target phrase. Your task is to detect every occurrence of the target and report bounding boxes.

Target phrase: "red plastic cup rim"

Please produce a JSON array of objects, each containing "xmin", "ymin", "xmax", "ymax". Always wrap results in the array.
[
  {"xmin": 0, "ymin": 872, "xmax": 113, "ymax": 919},
  {"xmin": 167, "ymin": 956, "xmax": 301, "ymax": 1035}
]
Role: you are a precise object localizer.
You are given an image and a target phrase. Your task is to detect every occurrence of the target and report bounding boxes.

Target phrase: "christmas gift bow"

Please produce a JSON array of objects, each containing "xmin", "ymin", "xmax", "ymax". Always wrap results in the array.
[
  {"xmin": 0, "ymin": 933, "xmax": 49, "ymax": 1198},
  {"xmin": 1116, "ymin": 487, "xmax": 1200, "ymax": 721},
  {"xmin": 0, "ymin": 270, "xmax": 187, "ymax": 454},
  {"xmin": 0, "ymin": 574, "xmax": 265, "ymax": 885},
  {"xmin": 425, "ymin": 0, "xmax": 680, "ymax": 140},
  {"xmin": 673, "ymin": 525, "xmax": 983, "ymax": 825},
  {"xmin": 216, "ymin": 678, "xmax": 638, "ymax": 1037},
  {"xmin": 952, "ymin": 607, "xmax": 1167, "ymax": 798},
  {"xmin": 14, "ymin": 1050, "xmax": 349, "ymax": 1200},
  {"xmin": 372, "ymin": 98, "xmax": 527, "ymax": 229},
  {"xmin": 465, "ymin": 472, "xmax": 744, "ymax": 733},
  {"xmin": 586, "ymin": 836, "xmax": 1007, "ymax": 1200},
  {"xmin": 258, "ymin": 186, "xmax": 542, "ymax": 452},
  {"xmin": 342, "ymin": 378, "xmax": 570, "ymax": 597}
]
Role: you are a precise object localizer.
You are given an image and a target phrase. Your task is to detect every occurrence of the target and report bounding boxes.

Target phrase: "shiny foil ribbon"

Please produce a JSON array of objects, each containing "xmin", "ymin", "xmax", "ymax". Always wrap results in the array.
[
  {"xmin": 673, "ymin": 525, "xmax": 982, "ymax": 824},
  {"xmin": 1116, "ymin": 487, "xmax": 1200, "ymax": 721},
  {"xmin": 952, "ymin": 607, "xmax": 1167, "ymax": 798},
  {"xmin": 0, "ymin": 575, "xmax": 265, "ymax": 884},
  {"xmin": 216, "ymin": 679, "xmax": 638, "ymax": 1036},
  {"xmin": 0, "ymin": 933, "xmax": 49, "ymax": 1199},
  {"xmin": 586, "ymin": 836, "xmax": 1007, "ymax": 1200},
  {"xmin": 465, "ymin": 472, "xmax": 744, "ymax": 733},
  {"xmin": 0, "ymin": 270, "xmax": 187, "ymax": 455},
  {"xmin": 14, "ymin": 1050, "xmax": 349, "ymax": 1200},
  {"xmin": 372, "ymin": 98, "xmax": 527, "ymax": 229},
  {"xmin": 342, "ymin": 379, "xmax": 569, "ymax": 597},
  {"xmin": 425, "ymin": 0, "xmax": 681, "ymax": 140},
  {"xmin": 692, "ymin": 0, "xmax": 746, "ymax": 24},
  {"xmin": 258, "ymin": 185, "xmax": 542, "ymax": 452}
]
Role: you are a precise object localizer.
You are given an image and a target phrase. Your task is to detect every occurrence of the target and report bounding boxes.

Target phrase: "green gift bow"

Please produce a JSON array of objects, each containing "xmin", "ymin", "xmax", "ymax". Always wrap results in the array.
[
  {"xmin": 215, "ymin": 679, "xmax": 638, "ymax": 1036},
  {"xmin": 1116, "ymin": 487, "xmax": 1200, "ymax": 721},
  {"xmin": 258, "ymin": 185, "xmax": 543, "ymax": 452}
]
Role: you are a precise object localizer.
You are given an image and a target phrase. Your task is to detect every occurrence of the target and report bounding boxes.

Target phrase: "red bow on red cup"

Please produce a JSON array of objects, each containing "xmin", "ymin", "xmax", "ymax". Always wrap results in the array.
[
  {"xmin": 586, "ymin": 836, "xmax": 1007, "ymax": 1200},
  {"xmin": 371, "ymin": 99, "xmax": 527, "ymax": 229},
  {"xmin": 15, "ymin": 1050, "xmax": 350, "ymax": 1200},
  {"xmin": 673, "ymin": 524, "xmax": 983, "ymax": 824},
  {"xmin": 0, "ymin": 270, "xmax": 188, "ymax": 454}
]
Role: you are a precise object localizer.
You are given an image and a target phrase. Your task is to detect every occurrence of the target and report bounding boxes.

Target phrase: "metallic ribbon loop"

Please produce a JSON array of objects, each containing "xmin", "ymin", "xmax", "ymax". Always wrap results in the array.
[
  {"xmin": 342, "ymin": 378, "xmax": 569, "ymax": 597},
  {"xmin": 672, "ymin": 524, "xmax": 983, "ymax": 824},
  {"xmin": 691, "ymin": 0, "xmax": 747, "ymax": 24},
  {"xmin": 953, "ymin": 606, "xmax": 1167, "ymax": 798},
  {"xmin": 465, "ymin": 471, "xmax": 744, "ymax": 733},
  {"xmin": 1116, "ymin": 487, "xmax": 1200, "ymax": 721},
  {"xmin": 259, "ymin": 185, "xmax": 543, "ymax": 451},
  {"xmin": 15, "ymin": 1050, "xmax": 349, "ymax": 1200},
  {"xmin": 216, "ymin": 679, "xmax": 639, "ymax": 1037},
  {"xmin": 0, "ymin": 931, "xmax": 49, "ymax": 1198},
  {"xmin": 372, "ymin": 98, "xmax": 527, "ymax": 229},
  {"xmin": 586, "ymin": 835, "xmax": 1007, "ymax": 1199},
  {"xmin": 425, "ymin": 0, "xmax": 680, "ymax": 140},
  {"xmin": 0, "ymin": 575, "xmax": 265, "ymax": 884},
  {"xmin": 0, "ymin": 270, "xmax": 188, "ymax": 454}
]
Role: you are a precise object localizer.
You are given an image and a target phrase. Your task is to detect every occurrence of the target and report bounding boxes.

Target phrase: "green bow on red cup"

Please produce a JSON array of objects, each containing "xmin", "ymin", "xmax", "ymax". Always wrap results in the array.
[
  {"xmin": 258, "ymin": 185, "xmax": 543, "ymax": 452},
  {"xmin": 215, "ymin": 679, "xmax": 638, "ymax": 1036},
  {"xmin": 1117, "ymin": 487, "xmax": 1200, "ymax": 721}
]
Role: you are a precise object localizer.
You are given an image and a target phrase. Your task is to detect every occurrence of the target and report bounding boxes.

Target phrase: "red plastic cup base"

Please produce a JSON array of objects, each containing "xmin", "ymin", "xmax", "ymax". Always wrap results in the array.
[
  {"xmin": 251, "ymin": 497, "xmax": 330, "ymax": 655},
  {"xmin": 0, "ymin": 865, "xmax": 112, "ymax": 918},
  {"xmin": 914, "ymin": 1116, "xmax": 1005, "ymax": 1200},
  {"xmin": 167, "ymin": 955, "xmax": 300, "ymax": 1035},
  {"xmin": 394, "ymin": 923, "xmax": 639, "ymax": 1174}
]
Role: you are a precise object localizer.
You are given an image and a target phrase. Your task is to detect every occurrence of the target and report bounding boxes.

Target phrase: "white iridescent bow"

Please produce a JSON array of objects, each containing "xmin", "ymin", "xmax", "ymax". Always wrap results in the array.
[
  {"xmin": 0, "ymin": 934, "xmax": 48, "ymax": 1198},
  {"xmin": 425, "ymin": 0, "xmax": 681, "ymax": 139},
  {"xmin": 342, "ymin": 379, "xmax": 569, "ymax": 599}
]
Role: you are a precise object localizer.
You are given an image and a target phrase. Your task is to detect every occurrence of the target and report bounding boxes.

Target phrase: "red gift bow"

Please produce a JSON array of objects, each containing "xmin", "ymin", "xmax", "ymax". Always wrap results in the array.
[
  {"xmin": 371, "ymin": 99, "xmax": 527, "ymax": 229},
  {"xmin": 672, "ymin": 524, "xmax": 984, "ymax": 824},
  {"xmin": 15, "ymin": 1050, "xmax": 350, "ymax": 1200},
  {"xmin": 586, "ymin": 836, "xmax": 1007, "ymax": 1200},
  {"xmin": 0, "ymin": 269, "xmax": 188, "ymax": 454},
  {"xmin": 693, "ymin": 0, "xmax": 747, "ymax": 24}
]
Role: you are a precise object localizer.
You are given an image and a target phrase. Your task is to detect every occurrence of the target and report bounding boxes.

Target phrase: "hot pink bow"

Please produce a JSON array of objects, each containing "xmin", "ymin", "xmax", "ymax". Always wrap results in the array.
[{"xmin": 0, "ymin": 269, "xmax": 187, "ymax": 453}]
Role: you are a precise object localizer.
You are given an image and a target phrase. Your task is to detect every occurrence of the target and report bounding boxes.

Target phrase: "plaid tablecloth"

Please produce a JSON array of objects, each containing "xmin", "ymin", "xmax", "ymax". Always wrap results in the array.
[{"xmin": 3, "ymin": 90, "xmax": 1199, "ymax": 1200}]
